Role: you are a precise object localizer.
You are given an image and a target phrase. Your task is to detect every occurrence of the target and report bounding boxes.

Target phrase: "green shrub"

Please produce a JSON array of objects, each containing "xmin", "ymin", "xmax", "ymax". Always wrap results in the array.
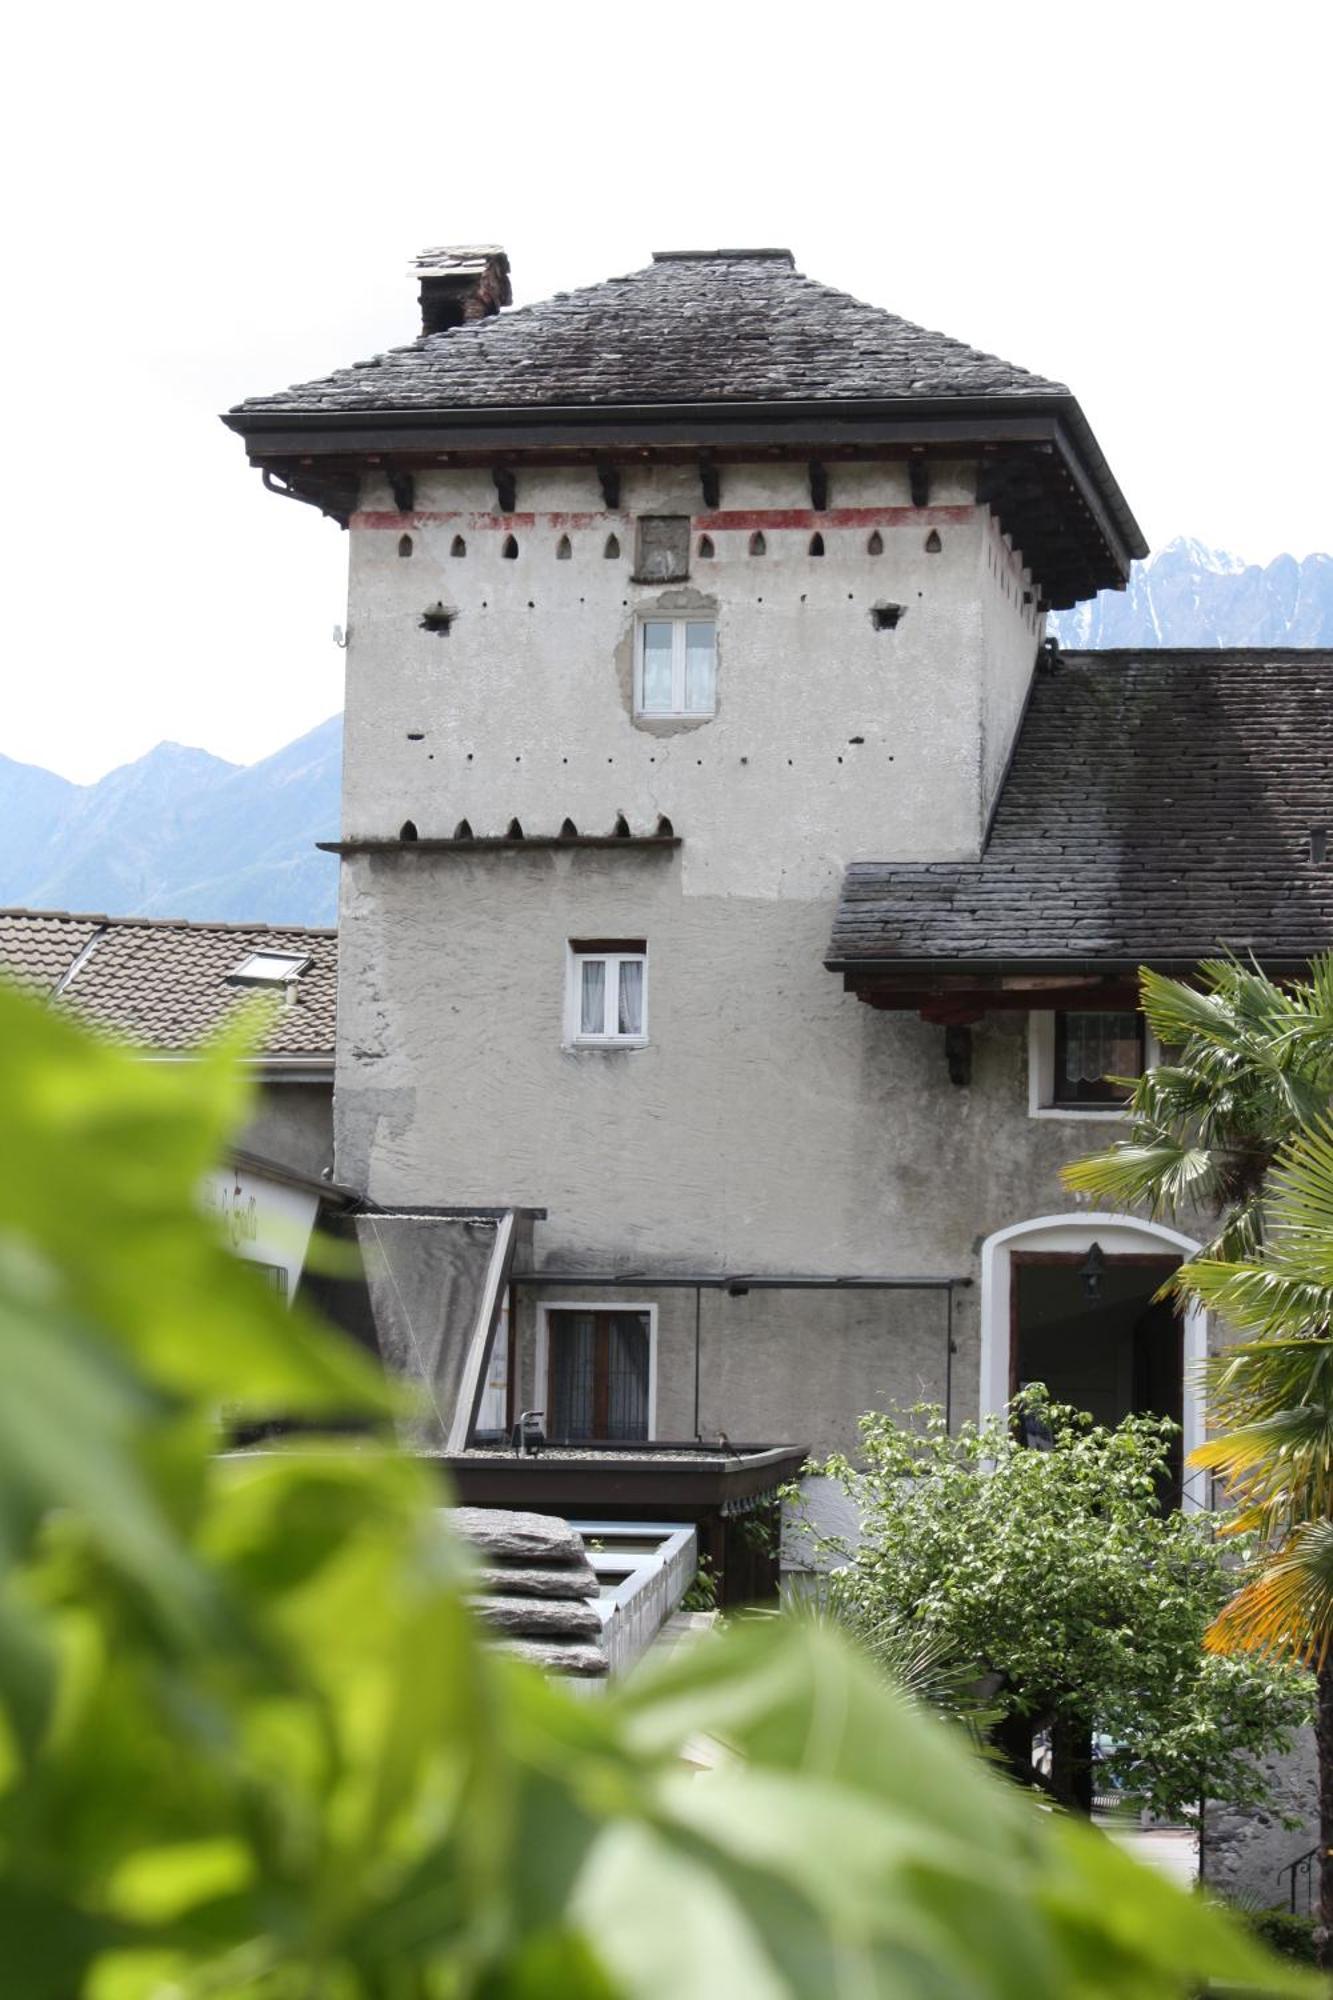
[{"xmin": 1245, "ymin": 1909, "xmax": 1319, "ymax": 1964}]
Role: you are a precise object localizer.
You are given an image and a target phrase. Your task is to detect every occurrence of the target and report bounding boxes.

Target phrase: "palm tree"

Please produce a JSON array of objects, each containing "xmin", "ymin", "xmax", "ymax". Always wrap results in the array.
[
  {"xmin": 1063, "ymin": 955, "xmax": 1333, "ymax": 1265},
  {"xmin": 1068, "ymin": 964, "xmax": 1333, "ymax": 1960},
  {"xmin": 1186, "ymin": 1119, "xmax": 1333, "ymax": 1962}
]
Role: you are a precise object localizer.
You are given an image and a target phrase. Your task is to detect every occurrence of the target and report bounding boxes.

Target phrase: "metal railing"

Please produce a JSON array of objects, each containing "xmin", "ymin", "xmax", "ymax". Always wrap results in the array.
[{"xmin": 1279, "ymin": 1845, "xmax": 1318, "ymax": 1915}]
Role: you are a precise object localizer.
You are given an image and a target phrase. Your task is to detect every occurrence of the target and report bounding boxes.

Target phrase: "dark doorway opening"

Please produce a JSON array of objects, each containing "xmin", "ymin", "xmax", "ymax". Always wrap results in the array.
[{"xmin": 1011, "ymin": 1252, "xmax": 1182, "ymax": 1502}]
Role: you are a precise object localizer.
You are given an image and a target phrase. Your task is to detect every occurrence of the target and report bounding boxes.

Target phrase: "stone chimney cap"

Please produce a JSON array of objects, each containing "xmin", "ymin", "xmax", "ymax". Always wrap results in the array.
[{"xmin": 413, "ymin": 244, "xmax": 509, "ymax": 277}]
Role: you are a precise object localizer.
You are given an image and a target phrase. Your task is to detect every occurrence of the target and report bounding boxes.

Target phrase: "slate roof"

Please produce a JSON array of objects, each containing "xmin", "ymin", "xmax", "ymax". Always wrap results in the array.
[
  {"xmin": 0, "ymin": 909, "xmax": 337, "ymax": 1056},
  {"xmin": 234, "ymin": 250, "xmax": 1067, "ymax": 418},
  {"xmin": 828, "ymin": 651, "xmax": 1333, "ymax": 971}
]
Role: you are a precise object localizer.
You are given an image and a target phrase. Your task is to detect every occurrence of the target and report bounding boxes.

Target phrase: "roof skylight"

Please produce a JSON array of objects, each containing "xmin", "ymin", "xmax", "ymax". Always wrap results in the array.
[{"xmin": 228, "ymin": 951, "xmax": 311, "ymax": 985}]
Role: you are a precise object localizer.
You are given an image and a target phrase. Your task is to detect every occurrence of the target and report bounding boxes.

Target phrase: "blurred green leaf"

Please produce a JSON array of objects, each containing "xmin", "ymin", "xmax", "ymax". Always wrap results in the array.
[{"xmin": 0, "ymin": 976, "xmax": 1315, "ymax": 1998}]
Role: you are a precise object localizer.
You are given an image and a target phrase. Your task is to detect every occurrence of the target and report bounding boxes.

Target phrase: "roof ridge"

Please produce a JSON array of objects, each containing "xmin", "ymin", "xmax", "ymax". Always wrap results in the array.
[
  {"xmin": 0, "ymin": 906, "xmax": 337, "ymax": 936},
  {"xmin": 1054, "ymin": 648, "xmax": 1333, "ymax": 666}
]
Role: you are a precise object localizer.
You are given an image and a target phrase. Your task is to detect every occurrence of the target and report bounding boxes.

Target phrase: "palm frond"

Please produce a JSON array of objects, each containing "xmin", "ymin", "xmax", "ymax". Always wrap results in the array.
[
  {"xmin": 1205, "ymin": 1520, "xmax": 1333, "ymax": 1668},
  {"xmin": 1187, "ymin": 1261, "xmax": 1332, "ymax": 1341},
  {"xmin": 1061, "ymin": 1139, "xmax": 1218, "ymax": 1214}
]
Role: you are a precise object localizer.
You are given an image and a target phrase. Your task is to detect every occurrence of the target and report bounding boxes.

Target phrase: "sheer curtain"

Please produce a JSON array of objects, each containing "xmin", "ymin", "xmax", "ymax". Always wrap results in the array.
[
  {"xmin": 550, "ymin": 1313, "xmax": 596, "ymax": 1439},
  {"xmin": 606, "ymin": 1313, "xmax": 650, "ymax": 1439},
  {"xmin": 685, "ymin": 621, "xmax": 716, "ymax": 713},
  {"xmin": 580, "ymin": 959, "xmax": 606, "ymax": 1036},
  {"xmin": 618, "ymin": 959, "xmax": 644, "ymax": 1036}
]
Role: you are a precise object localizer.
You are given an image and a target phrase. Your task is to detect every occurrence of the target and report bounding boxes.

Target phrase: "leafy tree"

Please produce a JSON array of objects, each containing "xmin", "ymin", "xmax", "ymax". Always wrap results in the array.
[
  {"xmin": 813, "ymin": 1396, "xmax": 1310, "ymax": 1820},
  {"xmin": 0, "ymin": 979, "xmax": 1315, "ymax": 1997}
]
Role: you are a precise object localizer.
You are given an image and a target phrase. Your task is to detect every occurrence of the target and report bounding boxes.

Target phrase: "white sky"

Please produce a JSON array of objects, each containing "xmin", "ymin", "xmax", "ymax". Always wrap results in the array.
[{"xmin": 5, "ymin": 0, "xmax": 1330, "ymax": 783}]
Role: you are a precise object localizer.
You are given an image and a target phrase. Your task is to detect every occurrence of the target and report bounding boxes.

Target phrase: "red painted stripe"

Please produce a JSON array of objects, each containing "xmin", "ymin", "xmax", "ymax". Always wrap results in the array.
[
  {"xmin": 695, "ymin": 505, "xmax": 975, "ymax": 531},
  {"xmin": 352, "ymin": 503, "xmax": 975, "ymax": 532}
]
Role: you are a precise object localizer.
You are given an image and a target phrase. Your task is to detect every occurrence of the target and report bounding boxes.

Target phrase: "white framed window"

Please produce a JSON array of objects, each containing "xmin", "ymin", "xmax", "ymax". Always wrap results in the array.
[
  {"xmin": 1028, "ymin": 1010, "xmax": 1157, "ymax": 1121},
  {"xmin": 635, "ymin": 616, "xmax": 716, "ymax": 718},
  {"xmin": 565, "ymin": 940, "xmax": 648, "ymax": 1046},
  {"xmin": 535, "ymin": 1301, "xmax": 658, "ymax": 1441}
]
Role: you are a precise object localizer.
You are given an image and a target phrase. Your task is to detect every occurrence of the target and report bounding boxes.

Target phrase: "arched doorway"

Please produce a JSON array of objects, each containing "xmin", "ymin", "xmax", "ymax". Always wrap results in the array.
[{"xmin": 980, "ymin": 1213, "xmax": 1208, "ymax": 1510}]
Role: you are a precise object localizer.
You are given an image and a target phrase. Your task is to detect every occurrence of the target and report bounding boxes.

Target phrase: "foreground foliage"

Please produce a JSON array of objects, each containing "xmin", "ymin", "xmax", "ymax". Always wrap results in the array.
[
  {"xmin": 0, "ymin": 981, "xmax": 1316, "ymax": 1998},
  {"xmin": 813, "ymin": 1398, "xmax": 1311, "ymax": 1820}
]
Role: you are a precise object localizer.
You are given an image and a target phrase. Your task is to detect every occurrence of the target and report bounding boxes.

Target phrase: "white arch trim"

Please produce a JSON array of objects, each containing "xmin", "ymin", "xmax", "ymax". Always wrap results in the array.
[{"xmin": 979, "ymin": 1212, "xmax": 1208, "ymax": 1512}]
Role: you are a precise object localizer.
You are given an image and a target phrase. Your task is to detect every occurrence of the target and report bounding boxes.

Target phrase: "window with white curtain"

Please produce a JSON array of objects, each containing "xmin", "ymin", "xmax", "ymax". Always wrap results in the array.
[
  {"xmin": 566, "ymin": 942, "xmax": 648, "ymax": 1046},
  {"xmin": 635, "ymin": 617, "xmax": 716, "ymax": 718}
]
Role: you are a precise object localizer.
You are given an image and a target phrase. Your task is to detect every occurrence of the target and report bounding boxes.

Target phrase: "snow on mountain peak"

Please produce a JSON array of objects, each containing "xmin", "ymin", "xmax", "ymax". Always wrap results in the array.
[{"xmin": 1149, "ymin": 536, "xmax": 1247, "ymax": 576}]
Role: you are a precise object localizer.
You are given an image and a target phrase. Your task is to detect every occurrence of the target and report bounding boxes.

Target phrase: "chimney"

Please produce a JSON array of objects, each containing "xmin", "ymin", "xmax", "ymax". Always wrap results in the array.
[{"xmin": 414, "ymin": 245, "xmax": 511, "ymax": 335}]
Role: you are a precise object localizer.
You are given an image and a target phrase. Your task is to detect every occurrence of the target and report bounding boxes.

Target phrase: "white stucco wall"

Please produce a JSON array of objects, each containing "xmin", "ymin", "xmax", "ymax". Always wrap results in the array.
[
  {"xmin": 330, "ymin": 455, "xmax": 1163, "ymax": 1455},
  {"xmin": 342, "ymin": 461, "xmax": 1034, "ymax": 898}
]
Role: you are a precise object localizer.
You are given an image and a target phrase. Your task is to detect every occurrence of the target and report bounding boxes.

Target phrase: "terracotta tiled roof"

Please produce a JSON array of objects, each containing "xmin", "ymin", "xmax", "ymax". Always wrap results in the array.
[
  {"xmin": 233, "ymin": 250, "xmax": 1065, "ymax": 417},
  {"xmin": 0, "ymin": 909, "xmax": 336, "ymax": 1056},
  {"xmin": 828, "ymin": 650, "xmax": 1333, "ymax": 970},
  {"xmin": 0, "ymin": 911, "xmax": 103, "ymax": 994}
]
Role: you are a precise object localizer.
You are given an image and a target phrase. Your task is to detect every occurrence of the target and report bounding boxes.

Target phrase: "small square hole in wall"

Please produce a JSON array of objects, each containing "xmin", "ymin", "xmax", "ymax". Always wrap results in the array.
[
  {"xmin": 871, "ymin": 603, "xmax": 904, "ymax": 631},
  {"xmin": 633, "ymin": 516, "xmax": 691, "ymax": 583}
]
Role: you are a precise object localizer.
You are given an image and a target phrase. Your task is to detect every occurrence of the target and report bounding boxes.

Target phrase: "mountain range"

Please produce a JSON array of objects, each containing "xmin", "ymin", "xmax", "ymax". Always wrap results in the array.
[
  {"xmin": 0, "ymin": 717, "xmax": 341, "ymax": 927},
  {"xmin": 3, "ymin": 538, "xmax": 1330, "ymax": 930},
  {"xmin": 1050, "ymin": 537, "xmax": 1333, "ymax": 649}
]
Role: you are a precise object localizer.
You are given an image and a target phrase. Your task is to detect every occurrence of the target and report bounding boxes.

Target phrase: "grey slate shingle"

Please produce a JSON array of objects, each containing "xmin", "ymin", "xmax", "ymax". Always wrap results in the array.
[
  {"xmin": 0, "ymin": 909, "xmax": 337, "ymax": 1056},
  {"xmin": 234, "ymin": 251, "xmax": 1066, "ymax": 418},
  {"xmin": 828, "ymin": 651, "xmax": 1333, "ymax": 969}
]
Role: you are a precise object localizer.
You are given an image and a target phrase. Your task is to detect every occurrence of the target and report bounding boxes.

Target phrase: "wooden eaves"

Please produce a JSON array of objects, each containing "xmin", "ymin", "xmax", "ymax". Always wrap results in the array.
[
  {"xmin": 223, "ymin": 393, "xmax": 1145, "ymax": 610},
  {"xmin": 830, "ymin": 955, "xmax": 1320, "ymax": 1025}
]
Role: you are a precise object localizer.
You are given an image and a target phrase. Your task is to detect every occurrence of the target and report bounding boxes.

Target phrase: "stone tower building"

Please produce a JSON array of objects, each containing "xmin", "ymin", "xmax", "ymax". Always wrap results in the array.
[{"xmin": 229, "ymin": 247, "xmax": 1333, "ymax": 1507}]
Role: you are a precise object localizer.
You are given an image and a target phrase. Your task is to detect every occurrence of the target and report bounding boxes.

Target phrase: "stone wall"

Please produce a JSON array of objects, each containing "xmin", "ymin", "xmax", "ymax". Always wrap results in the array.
[{"xmin": 1204, "ymin": 1731, "xmax": 1320, "ymax": 1913}]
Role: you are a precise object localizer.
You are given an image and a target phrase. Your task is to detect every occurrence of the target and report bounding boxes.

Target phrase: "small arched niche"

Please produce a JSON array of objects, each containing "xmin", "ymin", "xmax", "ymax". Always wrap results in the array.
[
  {"xmin": 654, "ymin": 813, "xmax": 674, "ymax": 837},
  {"xmin": 398, "ymin": 534, "xmax": 413, "ymax": 558},
  {"xmin": 808, "ymin": 532, "xmax": 825, "ymax": 557},
  {"xmin": 559, "ymin": 817, "xmax": 579, "ymax": 839},
  {"xmin": 925, "ymin": 529, "xmax": 942, "ymax": 554},
  {"xmin": 502, "ymin": 534, "xmax": 519, "ymax": 560},
  {"xmin": 399, "ymin": 819, "xmax": 418, "ymax": 842},
  {"xmin": 612, "ymin": 812, "xmax": 631, "ymax": 838},
  {"xmin": 556, "ymin": 534, "xmax": 572, "ymax": 560},
  {"xmin": 604, "ymin": 533, "xmax": 621, "ymax": 559},
  {"xmin": 698, "ymin": 534, "xmax": 715, "ymax": 559},
  {"xmin": 450, "ymin": 534, "xmax": 467, "ymax": 557},
  {"xmin": 748, "ymin": 531, "xmax": 766, "ymax": 557},
  {"xmin": 867, "ymin": 529, "xmax": 884, "ymax": 556},
  {"xmin": 505, "ymin": 817, "xmax": 524, "ymax": 839},
  {"xmin": 452, "ymin": 818, "xmax": 474, "ymax": 841}
]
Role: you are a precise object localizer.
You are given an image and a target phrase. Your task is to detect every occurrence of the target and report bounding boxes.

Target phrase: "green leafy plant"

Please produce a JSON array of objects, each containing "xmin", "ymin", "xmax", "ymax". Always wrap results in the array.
[
  {"xmin": 680, "ymin": 1552, "xmax": 719, "ymax": 1612},
  {"xmin": 1068, "ymin": 958, "xmax": 1333, "ymax": 1963},
  {"xmin": 1245, "ymin": 1911, "xmax": 1320, "ymax": 1966},
  {"xmin": 0, "ymin": 979, "xmax": 1317, "ymax": 1997},
  {"xmin": 1062, "ymin": 954, "xmax": 1333, "ymax": 1267},
  {"xmin": 809, "ymin": 1395, "xmax": 1311, "ymax": 1820}
]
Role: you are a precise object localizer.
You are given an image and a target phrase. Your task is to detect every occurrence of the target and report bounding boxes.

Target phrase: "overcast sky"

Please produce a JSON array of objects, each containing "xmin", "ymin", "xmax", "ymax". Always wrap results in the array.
[{"xmin": 5, "ymin": 1, "xmax": 1329, "ymax": 783}]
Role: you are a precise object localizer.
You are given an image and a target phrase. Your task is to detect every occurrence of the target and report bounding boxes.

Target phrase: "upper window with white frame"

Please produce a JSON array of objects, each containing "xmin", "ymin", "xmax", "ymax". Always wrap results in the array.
[
  {"xmin": 566, "ymin": 940, "xmax": 648, "ymax": 1046},
  {"xmin": 636, "ymin": 617, "xmax": 716, "ymax": 718},
  {"xmin": 1029, "ymin": 1008, "xmax": 1150, "ymax": 1118}
]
